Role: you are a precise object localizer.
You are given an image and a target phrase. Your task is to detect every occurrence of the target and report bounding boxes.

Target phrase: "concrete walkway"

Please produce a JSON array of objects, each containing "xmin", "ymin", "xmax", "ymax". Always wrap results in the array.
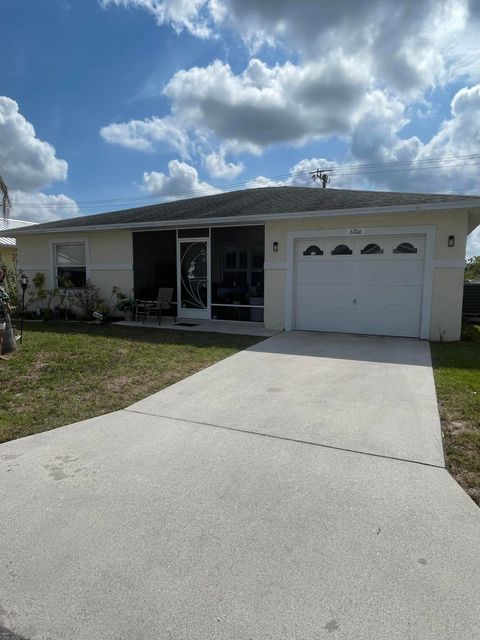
[
  {"xmin": 116, "ymin": 317, "xmax": 277, "ymax": 337},
  {"xmin": 0, "ymin": 332, "xmax": 479, "ymax": 639}
]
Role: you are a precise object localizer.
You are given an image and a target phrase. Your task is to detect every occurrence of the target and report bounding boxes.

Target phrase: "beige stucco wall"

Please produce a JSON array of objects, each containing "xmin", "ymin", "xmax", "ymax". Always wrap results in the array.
[
  {"xmin": 264, "ymin": 209, "xmax": 471, "ymax": 341},
  {"xmin": 16, "ymin": 230, "xmax": 134, "ymax": 314}
]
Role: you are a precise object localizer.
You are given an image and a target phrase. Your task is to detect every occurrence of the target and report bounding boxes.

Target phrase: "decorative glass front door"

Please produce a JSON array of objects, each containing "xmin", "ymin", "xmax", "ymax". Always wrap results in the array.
[{"xmin": 177, "ymin": 239, "xmax": 210, "ymax": 319}]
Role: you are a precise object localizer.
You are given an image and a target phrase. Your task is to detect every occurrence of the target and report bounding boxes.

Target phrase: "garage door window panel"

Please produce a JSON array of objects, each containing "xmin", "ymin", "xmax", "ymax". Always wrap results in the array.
[
  {"xmin": 394, "ymin": 241, "xmax": 418, "ymax": 254},
  {"xmin": 361, "ymin": 243, "xmax": 383, "ymax": 255},
  {"xmin": 303, "ymin": 245, "xmax": 323, "ymax": 256},
  {"xmin": 331, "ymin": 244, "xmax": 353, "ymax": 256}
]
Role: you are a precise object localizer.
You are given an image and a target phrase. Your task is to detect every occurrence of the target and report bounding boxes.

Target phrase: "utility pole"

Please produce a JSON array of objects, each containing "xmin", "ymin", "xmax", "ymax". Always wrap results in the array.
[{"xmin": 311, "ymin": 169, "xmax": 332, "ymax": 188}]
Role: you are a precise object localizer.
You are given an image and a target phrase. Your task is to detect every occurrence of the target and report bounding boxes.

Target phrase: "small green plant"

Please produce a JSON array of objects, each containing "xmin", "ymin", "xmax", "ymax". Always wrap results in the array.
[
  {"xmin": 461, "ymin": 322, "xmax": 480, "ymax": 342},
  {"xmin": 23, "ymin": 272, "xmax": 64, "ymax": 319},
  {"xmin": 116, "ymin": 291, "xmax": 136, "ymax": 312}
]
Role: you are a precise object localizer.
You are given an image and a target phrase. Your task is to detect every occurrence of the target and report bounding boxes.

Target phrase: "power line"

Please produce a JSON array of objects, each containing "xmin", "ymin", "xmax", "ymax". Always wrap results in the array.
[
  {"xmin": 10, "ymin": 152, "xmax": 480, "ymax": 210},
  {"xmin": 334, "ymin": 161, "xmax": 480, "ymax": 178},
  {"xmin": 12, "ymin": 153, "xmax": 480, "ymax": 206}
]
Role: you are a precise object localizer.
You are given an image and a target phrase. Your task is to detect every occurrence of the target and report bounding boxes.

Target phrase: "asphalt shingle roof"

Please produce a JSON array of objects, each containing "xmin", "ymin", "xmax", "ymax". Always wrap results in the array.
[{"xmin": 8, "ymin": 186, "xmax": 480, "ymax": 233}]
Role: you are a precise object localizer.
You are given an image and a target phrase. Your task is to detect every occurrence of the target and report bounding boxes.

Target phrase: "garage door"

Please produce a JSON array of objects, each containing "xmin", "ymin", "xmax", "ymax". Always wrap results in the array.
[{"xmin": 294, "ymin": 235, "xmax": 425, "ymax": 337}]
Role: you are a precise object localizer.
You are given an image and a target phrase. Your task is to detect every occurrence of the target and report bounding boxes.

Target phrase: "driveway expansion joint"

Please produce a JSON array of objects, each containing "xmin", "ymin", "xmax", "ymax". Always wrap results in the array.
[{"xmin": 123, "ymin": 408, "xmax": 447, "ymax": 470}]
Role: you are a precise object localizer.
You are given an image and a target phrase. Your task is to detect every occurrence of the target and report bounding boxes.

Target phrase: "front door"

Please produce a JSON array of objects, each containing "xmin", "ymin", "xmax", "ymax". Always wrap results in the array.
[{"xmin": 177, "ymin": 239, "xmax": 210, "ymax": 319}]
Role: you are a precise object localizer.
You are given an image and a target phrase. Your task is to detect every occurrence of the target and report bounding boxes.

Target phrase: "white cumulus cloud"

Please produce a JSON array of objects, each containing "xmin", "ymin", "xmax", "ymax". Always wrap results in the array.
[
  {"xmin": 100, "ymin": 116, "xmax": 190, "ymax": 157},
  {"xmin": 0, "ymin": 96, "xmax": 67, "ymax": 192},
  {"xmin": 203, "ymin": 147, "xmax": 244, "ymax": 179},
  {"xmin": 0, "ymin": 97, "xmax": 78, "ymax": 222},
  {"xmin": 100, "ymin": 0, "xmax": 480, "ymax": 97},
  {"xmin": 272, "ymin": 84, "xmax": 480, "ymax": 198},
  {"xmin": 143, "ymin": 159, "xmax": 221, "ymax": 199},
  {"xmin": 214, "ymin": 0, "xmax": 471, "ymax": 93},
  {"xmin": 164, "ymin": 57, "xmax": 372, "ymax": 147},
  {"xmin": 101, "ymin": 56, "xmax": 374, "ymax": 162},
  {"xmin": 9, "ymin": 191, "xmax": 79, "ymax": 223}
]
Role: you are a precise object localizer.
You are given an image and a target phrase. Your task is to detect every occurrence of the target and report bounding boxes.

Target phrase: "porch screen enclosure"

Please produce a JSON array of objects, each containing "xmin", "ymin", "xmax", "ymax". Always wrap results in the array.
[
  {"xmin": 211, "ymin": 226, "xmax": 264, "ymax": 322},
  {"xmin": 133, "ymin": 225, "xmax": 264, "ymax": 322}
]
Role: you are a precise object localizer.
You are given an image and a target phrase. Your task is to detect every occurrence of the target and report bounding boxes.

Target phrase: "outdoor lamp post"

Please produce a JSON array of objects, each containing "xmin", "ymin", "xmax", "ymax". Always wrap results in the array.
[{"xmin": 20, "ymin": 273, "xmax": 29, "ymax": 344}]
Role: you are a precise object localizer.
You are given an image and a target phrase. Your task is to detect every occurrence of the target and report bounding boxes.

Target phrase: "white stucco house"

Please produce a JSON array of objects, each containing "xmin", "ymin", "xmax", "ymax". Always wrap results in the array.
[{"xmin": 5, "ymin": 186, "xmax": 480, "ymax": 341}]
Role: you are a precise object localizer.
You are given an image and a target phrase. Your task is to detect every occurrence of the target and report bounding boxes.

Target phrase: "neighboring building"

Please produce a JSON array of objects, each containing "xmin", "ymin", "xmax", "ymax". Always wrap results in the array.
[
  {"xmin": 5, "ymin": 186, "xmax": 480, "ymax": 341},
  {"xmin": 0, "ymin": 217, "xmax": 36, "ymax": 275}
]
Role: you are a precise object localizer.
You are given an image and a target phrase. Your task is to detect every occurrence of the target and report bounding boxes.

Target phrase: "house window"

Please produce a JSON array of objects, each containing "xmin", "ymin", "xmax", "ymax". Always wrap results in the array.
[
  {"xmin": 331, "ymin": 244, "xmax": 353, "ymax": 255},
  {"xmin": 224, "ymin": 249, "xmax": 248, "ymax": 270},
  {"xmin": 55, "ymin": 243, "xmax": 87, "ymax": 287},
  {"xmin": 361, "ymin": 243, "xmax": 383, "ymax": 255},
  {"xmin": 303, "ymin": 245, "xmax": 323, "ymax": 256},
  {"xmin": 393, "ymin": 242, "xmax": 418, "ymax": 254}
]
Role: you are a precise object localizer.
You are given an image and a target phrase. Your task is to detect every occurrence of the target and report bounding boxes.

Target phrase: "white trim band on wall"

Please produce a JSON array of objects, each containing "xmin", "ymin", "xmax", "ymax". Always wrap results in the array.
[
  {"xmin": 432, "ymin": 259, "xmax": 466, "ymax": 269},
  {"xmin": 17, "ymin": 265, "xmax": 53, "ymax": 272},
  {"xmin": 89, "ymin": 264, "xmax": 133, "ymax": 271}
]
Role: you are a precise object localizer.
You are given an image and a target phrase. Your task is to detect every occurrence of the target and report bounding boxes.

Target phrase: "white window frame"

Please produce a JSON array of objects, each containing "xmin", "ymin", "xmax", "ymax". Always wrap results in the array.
[{"xmin": 49, "ymin": 238, "xmax": 90, "ymax": 289}]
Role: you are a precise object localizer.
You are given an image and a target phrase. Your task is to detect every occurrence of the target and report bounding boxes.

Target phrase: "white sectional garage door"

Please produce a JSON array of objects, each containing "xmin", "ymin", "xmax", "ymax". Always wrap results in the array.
[{"xmin": 294, "ymin": 235, "xmax": 425, "ymax": 337}]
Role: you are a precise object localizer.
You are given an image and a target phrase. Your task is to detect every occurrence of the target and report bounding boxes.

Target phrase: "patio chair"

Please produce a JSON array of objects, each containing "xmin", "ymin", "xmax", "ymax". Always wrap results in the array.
[{"xmin": 135, "ymin": 287, "xmax": 175, "ymax": 324}]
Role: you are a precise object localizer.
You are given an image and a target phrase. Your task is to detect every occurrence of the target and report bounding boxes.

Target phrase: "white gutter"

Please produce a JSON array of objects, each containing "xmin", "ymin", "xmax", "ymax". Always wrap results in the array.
[{"xmin": 5, "ymin": 198, "xmax": 480, "ymax": 236}]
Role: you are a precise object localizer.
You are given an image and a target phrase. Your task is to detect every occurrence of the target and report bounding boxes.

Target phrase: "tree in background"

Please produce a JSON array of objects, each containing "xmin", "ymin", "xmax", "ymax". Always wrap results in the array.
[
  {"xmin": 465, "ymin": 256, "xmax": 480, "ymax": 281},
  {"xmin": 1, "ymin": 174, "xmax": 11, "ymax": 219}
]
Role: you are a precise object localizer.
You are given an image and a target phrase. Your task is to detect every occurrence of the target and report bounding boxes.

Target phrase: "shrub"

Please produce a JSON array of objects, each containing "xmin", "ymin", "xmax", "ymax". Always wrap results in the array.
[{"xmin": 67, "ymin": 281, "xmax": 105, "ymax": 319}]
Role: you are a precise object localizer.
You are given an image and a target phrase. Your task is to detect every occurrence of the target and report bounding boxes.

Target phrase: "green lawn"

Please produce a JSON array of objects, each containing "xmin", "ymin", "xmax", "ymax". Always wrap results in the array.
[
  {"xmin": 431, "ymin": 325, "xmax": 480, "ymax": 506},
  {"xmin": 0, "ymin": 321, "xmax": 261, "ymax": 444}
]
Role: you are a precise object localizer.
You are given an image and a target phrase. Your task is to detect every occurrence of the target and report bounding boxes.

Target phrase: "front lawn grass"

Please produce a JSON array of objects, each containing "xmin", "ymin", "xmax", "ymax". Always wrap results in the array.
[
  {"xmin": 431, "ymin": 325, "xmax": 480, "ymax": 506},
  {"xmin": 0, "ymin": 321, "xmax": 261, "ymax": 444}
]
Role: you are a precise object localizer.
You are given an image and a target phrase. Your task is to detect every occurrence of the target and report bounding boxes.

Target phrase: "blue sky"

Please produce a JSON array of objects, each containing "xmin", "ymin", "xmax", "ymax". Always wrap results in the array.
[{"xmin": 1, "ymin": 0, "xmax": 480, "ymax": 254}]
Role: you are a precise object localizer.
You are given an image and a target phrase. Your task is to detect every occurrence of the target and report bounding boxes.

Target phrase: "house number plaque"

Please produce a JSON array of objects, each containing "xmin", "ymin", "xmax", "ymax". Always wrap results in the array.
[{"xmin": 347, "ymin": 228, "xmax": 364, "ymax": 236}]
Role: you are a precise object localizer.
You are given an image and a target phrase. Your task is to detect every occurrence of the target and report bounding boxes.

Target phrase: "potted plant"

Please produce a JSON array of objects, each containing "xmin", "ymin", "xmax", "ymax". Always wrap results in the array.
[{"xmin": 116, "ymin": 291, "xmax": 136, "ymax": 321}]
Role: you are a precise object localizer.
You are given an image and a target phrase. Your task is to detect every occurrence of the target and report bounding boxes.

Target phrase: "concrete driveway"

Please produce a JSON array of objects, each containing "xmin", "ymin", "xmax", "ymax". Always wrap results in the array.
[
  {"xmin": 130, "ymin": 331, "xmax": 445, "ymax": 466},
  {"xmin": 0, "ymin": 332, "xmax": 479, "ymax": 640}
]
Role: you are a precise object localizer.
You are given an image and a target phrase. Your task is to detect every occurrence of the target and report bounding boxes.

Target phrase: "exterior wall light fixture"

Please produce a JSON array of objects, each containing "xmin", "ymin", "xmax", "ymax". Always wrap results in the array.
[
  {"xmin": 448, "ymin": 235, "xmax": 455, "ymax": 247},
  {"xmin": 273, "ymin": 242, "xmax": 279, "ymax": 252}
]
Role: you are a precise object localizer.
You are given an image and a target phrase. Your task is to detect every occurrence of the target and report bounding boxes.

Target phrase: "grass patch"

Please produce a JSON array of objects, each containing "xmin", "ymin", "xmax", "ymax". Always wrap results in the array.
[
  {"xmin": 431, "ymin": 325, "xmax": 480, "ymax": 506},
  {"xmin": 0, "ymin": 321, "xmax": 261, "ymax": 444}
]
